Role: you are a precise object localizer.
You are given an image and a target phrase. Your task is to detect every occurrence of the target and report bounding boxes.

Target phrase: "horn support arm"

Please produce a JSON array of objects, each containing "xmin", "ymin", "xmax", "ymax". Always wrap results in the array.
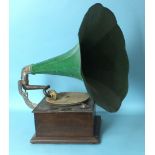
[{"xmin": 18, "ymin": 65, "xmax": 51, "ymax": 109}]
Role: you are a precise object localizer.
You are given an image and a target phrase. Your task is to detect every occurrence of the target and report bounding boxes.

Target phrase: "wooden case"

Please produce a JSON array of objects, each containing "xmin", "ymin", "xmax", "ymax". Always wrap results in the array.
[{"xmin": 31, "ymin": 98, "xmax": 101, "ymax": 144}]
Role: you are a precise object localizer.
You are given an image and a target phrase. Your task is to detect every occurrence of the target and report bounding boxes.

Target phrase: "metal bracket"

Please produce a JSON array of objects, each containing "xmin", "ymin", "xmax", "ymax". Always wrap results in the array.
[{"xmin": 18, "ymin": 65, "xmax": 51, "ymax": 109}]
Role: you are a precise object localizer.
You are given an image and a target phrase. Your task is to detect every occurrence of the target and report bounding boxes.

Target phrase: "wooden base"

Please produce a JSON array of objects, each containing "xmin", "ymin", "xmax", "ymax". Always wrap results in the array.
[{"xmin": 31, "ymin": 116, "xmax": 101, "ymax": 144}]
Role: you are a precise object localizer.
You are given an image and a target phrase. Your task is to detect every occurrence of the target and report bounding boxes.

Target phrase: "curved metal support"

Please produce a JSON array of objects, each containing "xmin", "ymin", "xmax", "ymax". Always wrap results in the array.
[
  {"xmin": 18, "ymin": 65, "xmax": 51, "ymax": 109},
  {"xmin": 18, "ymin": 80, "xmax": 37, "ymax": 109}
]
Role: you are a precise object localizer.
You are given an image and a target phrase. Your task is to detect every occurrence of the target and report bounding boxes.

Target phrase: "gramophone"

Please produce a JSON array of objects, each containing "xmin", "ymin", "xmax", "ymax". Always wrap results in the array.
[{"xmin": 18, "ymin": 3, "xmax": 129, "ymax": 144}]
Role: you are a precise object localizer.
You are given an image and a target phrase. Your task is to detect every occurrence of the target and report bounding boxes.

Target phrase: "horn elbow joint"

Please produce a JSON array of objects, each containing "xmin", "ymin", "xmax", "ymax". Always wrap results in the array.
[{"xmin": 21, "ymin": 65, "xmax": 31, "ymax": 83}]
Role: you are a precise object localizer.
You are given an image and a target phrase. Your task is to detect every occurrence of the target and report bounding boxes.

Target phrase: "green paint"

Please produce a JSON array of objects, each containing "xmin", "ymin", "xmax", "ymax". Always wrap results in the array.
[{"xmin": 31, "ymin": 44, "xmax": 82, "ymax": 80}]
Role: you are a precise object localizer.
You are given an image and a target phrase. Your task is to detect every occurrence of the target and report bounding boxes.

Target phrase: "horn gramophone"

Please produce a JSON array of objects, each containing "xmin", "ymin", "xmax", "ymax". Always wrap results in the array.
[{"xmin": 18, "ymin": 3, "xmax": 129, "ymax": 144}]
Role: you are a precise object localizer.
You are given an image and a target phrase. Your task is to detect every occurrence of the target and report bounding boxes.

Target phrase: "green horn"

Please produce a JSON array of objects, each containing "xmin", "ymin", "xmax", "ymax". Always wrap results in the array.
[
  {"xmin": 19, "ymin": 3, "xmax": 129, "ymax": 112},
  {"xmin": 30, "ymin": 44, "xmax": 82, "ymax": 80}
]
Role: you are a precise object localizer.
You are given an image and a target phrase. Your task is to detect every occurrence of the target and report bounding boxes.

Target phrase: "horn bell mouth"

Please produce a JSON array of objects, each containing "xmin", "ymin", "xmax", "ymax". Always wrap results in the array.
[{"xmin": 78, "ymin": 3, "xmax": 129, "ymax": 112}]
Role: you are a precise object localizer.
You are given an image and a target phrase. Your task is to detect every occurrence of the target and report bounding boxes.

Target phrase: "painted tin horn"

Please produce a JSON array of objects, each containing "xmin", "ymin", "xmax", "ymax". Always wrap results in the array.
[{"xmin": 18, "ymin": 3, "xmax": 129, "ymax": 112}]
